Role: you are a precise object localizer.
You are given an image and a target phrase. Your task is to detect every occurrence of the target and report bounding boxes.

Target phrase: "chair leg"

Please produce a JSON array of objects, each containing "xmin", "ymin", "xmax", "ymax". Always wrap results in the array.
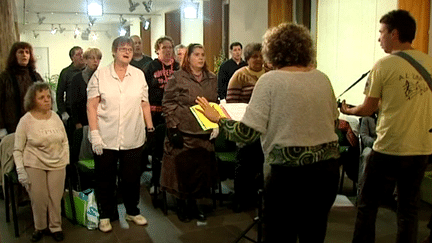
[
  {"xmin": 212, "ymin": 186, "xmax": 217, "ymax": 210},
  {"xmin": 219, "ymin": 180, "xmax": 224, "ymax": 206},
  {"xmin": 4, "ymin": 175, "xmax": 10, "ymax": 223},
  {"xmin": 162, "ymin": 190, "xmax": 168, "ymax": 215},
  {"xmin": 10, "ymin": 180, "xmax": 19, "ymax": 237},
  {"xmin": 66, "ymin": 172, "xmax": 77, "ymax": 225},
  {"xmin": 339, "ymin": 166, "xmax": 345, "ymax": 194}
]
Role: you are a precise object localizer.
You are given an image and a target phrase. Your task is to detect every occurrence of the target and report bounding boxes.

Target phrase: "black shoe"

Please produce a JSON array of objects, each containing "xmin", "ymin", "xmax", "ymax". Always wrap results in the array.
[
  {"xmin": 187, "ymin": 199, "xmax": 206, "ymax": 221},
  {"xmin": 176, "ymin": 199, "xmax": 191, "ymax": 223},
  {"xmin": 30, "ymin": 230, "xmax": 44, "ymax": 242},
  {"xmin": 52, "ymin": 231, "xmax": 64, "ymax": 242}
]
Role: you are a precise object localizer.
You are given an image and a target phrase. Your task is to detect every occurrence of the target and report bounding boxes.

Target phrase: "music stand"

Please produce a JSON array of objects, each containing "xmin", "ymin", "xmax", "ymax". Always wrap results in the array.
[{"xmin": 233, "ymin": 189, "xmax": 263, "ymax": 243}]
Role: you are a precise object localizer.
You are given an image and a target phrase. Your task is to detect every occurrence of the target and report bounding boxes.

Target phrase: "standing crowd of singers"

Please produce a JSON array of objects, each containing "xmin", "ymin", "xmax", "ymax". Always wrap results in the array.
[{"xmin": 0, "ymin": 8, "xmax": 431, "ymax": 243}]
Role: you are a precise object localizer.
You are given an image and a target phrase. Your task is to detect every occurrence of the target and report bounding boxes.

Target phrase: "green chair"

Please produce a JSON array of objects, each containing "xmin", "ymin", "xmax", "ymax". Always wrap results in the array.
[{"xmin": 214, "ymin": 131, "xmax": 237, "ymax": 206}]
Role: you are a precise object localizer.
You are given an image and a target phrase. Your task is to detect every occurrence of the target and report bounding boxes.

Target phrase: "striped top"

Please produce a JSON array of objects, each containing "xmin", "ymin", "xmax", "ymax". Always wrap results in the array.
[{"xmin": 226, "ymin": 67, "xmax": 265, "ymax": 103}]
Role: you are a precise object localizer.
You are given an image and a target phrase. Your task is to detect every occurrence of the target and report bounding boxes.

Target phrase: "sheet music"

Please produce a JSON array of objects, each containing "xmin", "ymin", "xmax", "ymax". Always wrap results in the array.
[{"xmin": 220, "ymin": 103, "xmax": 248, "ymax": 121}]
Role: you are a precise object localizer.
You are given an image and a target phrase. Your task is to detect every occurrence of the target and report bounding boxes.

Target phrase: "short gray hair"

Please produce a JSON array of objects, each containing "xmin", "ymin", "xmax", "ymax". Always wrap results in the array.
[
  {"xmin": 24, "ymin": 81, "xmax": 53, "ymax": 112},
  {"xmin": 174, "ymin": 44, "xmax": 186, "ymax": 55}
]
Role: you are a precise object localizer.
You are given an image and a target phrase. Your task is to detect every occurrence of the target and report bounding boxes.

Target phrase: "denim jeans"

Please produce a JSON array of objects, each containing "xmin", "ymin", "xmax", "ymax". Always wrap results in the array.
[{"xmin": 353, "ymin": 150, "xmax": 429, "ymax": 243}]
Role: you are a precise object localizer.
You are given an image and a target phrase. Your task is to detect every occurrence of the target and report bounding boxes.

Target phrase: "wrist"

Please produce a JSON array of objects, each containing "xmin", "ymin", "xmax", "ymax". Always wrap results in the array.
[{"xmin": 147, "ymin": 127, "xmax": 155, "ymax": 132}]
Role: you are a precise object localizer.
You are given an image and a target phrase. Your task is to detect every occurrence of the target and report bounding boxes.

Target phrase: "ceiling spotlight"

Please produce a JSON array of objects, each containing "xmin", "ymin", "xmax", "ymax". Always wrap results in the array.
[
  {"xmin": 118, "ymin": 27, "xmax": 127, "ymax": 36},
  {"xmin": 91, "ymin": 33, "xmax": 98, "ymax": 41},
  {"xmin": 143, "ymin": 19, "xmax": 150, "ymax": 30},
  {"xmin": 87, "ymin": 0, "xmax": 103, "ymax": 16},
  {"xmin": 128, "ymin": 0, "xmax": 140, "ymax": 12},
  {"xmin": 74, "ymin": 25, "xmax": 81, "ymax": 39},
  {"xmin": 184, "ymin": 1, "xmax": 199, "ymax": 19},
  {"xmin": 89, "ymin": 16, "xmax": 96, "ymax": 26},
  {"xmin": 81, "ymin": 28, "xmax": 91, "ymax": 40},
  {"xmin": 37, "ymin": 13, "xmax": 46, "ymax": 25},
  {"xmin": 33, "ymin": 31, "xmax": 39, "ymax": 39},
  {"xmin": 119, "ymin": 14, "xmax": 127, "ymax": 26},
  {"xmin": 50, "ymin": 24, "xmax": 58, "ymax": 35},
  {"xmin": 142, "ymin": 0, "xmax": 153, "ymax": 13},
  {"xmin": 139, "ymin": 15, "xmax": 145, "ymax": 22},
  {"xmin": 58, "ymin": 24, "xmax": 66, "ymax": 34},
  {"xmin": 74, "ymin": 25, "xmax": 81, "ymax": 35}
]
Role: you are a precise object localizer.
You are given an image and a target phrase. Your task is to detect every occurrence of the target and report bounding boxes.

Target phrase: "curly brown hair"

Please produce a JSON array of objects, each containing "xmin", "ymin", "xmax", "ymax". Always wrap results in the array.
[
  {"xmin": 6, "ymin": 42, "xmax": 36, "ymax": 71},
  {"xmin": 262, "ymin": 23, "xmax": 315, "ymax": 69}
]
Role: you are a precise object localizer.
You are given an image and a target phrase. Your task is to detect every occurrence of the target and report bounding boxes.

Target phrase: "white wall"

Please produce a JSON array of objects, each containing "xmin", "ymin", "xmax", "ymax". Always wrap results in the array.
[
  {"xmin": 21, "ymin": 25, "xmax": 118, "ymax": 78},
  {"xmin": 229, "ymin": 0, "xmax": 268, "ymax": 54},
  {"xmin": 316, "ymin": 0, "xmax": 397, "ymax": 105},
  {"xmin": 181, "ymin": 0, "xmax": 204, "ymax": 47},
  {"xmin": 130, "ymin": 19, "xmax": 141, "ymax": 37},
  {"xmin": 149, "ymin": 14, "xmax": 165, "ymax": 59}
]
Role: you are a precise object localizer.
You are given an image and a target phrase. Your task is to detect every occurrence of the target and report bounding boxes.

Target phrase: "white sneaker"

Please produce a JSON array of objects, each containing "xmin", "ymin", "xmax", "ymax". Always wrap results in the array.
[
  {"xmin": 99, "ymin": 218, "xmax": 112, "ymax": 232},
  {"xmin": 125, "ymin": 214, "xmax": 148, "ymax": 226}
]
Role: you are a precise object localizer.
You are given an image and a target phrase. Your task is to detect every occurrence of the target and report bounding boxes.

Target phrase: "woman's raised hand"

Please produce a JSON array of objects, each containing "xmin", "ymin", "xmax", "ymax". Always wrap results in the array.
[{"xmin": 195, "ymin": 96, "xmax": 221, "ymax": 123}]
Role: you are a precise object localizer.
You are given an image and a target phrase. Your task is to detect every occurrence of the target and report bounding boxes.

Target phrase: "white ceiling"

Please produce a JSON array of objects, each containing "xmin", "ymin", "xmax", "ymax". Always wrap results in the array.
[{"xmin": 16, "ymin": 0, "xmax": 190, "ymax": 32}]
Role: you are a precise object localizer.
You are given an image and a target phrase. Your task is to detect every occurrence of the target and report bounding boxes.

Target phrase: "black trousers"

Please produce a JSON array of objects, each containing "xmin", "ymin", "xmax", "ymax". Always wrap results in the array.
[
  {"xmin": 94, "ymin": 146, "xmax": 143, "ymax": 219},
  {"xmin": 234, "ymin": 139, "xmax": 264, "ymax": 207},
  {"xmin": 263, "ymin": 159, "xmax": 340, "ymax": 243}
]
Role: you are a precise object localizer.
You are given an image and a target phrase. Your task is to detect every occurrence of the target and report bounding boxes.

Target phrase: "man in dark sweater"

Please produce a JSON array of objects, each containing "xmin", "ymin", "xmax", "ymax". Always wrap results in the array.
[
  {"xmin": 130, "ymin": 35, "xmax": 153, "ymax": 72},
  {"xmin": 217, "ymin": 42, "xmax": 247, "ymax": 100},
  {"xmin": 56, "ymin": 46, "xmax": 85, "ymax": 123}
]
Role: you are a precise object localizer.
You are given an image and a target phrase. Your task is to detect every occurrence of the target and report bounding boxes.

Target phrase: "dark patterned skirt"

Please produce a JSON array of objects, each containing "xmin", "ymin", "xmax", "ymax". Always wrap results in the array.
[{"xmin": 160, "ymin": 133, "xmax": 218, "ymax": 199}]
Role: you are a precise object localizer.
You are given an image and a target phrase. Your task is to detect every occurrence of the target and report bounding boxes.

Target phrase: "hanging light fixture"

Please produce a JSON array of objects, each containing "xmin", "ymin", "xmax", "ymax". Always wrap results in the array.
[
  {"xmin": 128, "ymin": 0, "xmax": 140, "ymax": 12},
  {"xmin": 50, "ymin": 24, "xmax": 58, "ymax": 35},
  {"xmin": 74, "ymin": 25, "xmax": 81, "ymax": 39},
  {"xmin": 33, "ymin": 31, "xmax": 39, "ymax": 39},
  {"xmin": 142, "ymin": 0, "xmax": 153, "ymax": 13},
  {"xmin": 143, "ymin": 19, "xmax": 150, "ymax": 30},
  {"xmin": 91, "ymin": 32, "xmax": 98, "ymax": 41},
  {"xmin": 89, "ymin": 16, "xmax": 97, "ymax": 26},
  {"xmin": 58, "ymin": 24, "xmax": 66, "ymax": 34},
  {"xmin": 37, "ymin": 13, "xmax": 46, "ymax": 25},
  {"xmin": 119, "ymin": 14, "xmax": 127, "ymax": 26},
  {"xmin": 118, "ymin": 27, "xmax": 127, "ymax": 36}
]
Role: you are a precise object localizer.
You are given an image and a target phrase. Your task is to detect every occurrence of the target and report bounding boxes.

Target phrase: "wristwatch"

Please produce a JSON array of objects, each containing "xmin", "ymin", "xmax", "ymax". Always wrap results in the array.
[{"xmin": 147, "ymin": 127, "xmax": 155, "ymax": 132}]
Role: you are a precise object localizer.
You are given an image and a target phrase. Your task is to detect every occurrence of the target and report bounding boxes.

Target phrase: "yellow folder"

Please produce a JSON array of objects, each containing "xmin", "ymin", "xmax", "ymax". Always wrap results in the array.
[{"xmin": 190, "ymin": 102, "xmax": 228, "ymax": 131}]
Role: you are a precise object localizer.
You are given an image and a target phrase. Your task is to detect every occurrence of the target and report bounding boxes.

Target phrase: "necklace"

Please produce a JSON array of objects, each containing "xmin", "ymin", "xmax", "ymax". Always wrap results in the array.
[
  {"xmin": 160, "ymin": 59, "xmax": 174, "ymax": 84},
  {"xmin": 192, "ymin": 71, "xmax": 203, "ymax": 81}
]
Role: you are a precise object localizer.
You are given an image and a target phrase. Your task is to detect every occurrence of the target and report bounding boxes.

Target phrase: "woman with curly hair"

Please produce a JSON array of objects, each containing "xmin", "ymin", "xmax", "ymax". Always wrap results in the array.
[
  {"xmin": 0, "ymin": 42, "xmax": 43, "ymax": 140},
  {"xmin": 197, "ymin": 23, "xmax": 340, "ymax": 242}
]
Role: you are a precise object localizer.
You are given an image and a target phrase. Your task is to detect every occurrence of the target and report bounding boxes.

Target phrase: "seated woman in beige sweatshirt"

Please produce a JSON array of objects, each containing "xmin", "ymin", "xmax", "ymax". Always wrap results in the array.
[{"xmin": 13, "ymin": 82, "xmax": 69, "ymax": 242}]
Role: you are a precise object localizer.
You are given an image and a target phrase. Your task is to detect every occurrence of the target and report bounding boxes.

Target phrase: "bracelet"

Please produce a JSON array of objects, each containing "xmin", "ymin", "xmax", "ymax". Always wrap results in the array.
[{"xmin": 147, "ymin": 127, "xmax": 155, "ymax": 132}]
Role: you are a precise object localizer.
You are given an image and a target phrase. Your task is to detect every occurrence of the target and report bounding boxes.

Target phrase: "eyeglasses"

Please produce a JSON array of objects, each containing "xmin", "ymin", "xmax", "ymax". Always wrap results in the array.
[{"xmin": 118, "ymin": 47, "xmax": 133, "ymax": 53}]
